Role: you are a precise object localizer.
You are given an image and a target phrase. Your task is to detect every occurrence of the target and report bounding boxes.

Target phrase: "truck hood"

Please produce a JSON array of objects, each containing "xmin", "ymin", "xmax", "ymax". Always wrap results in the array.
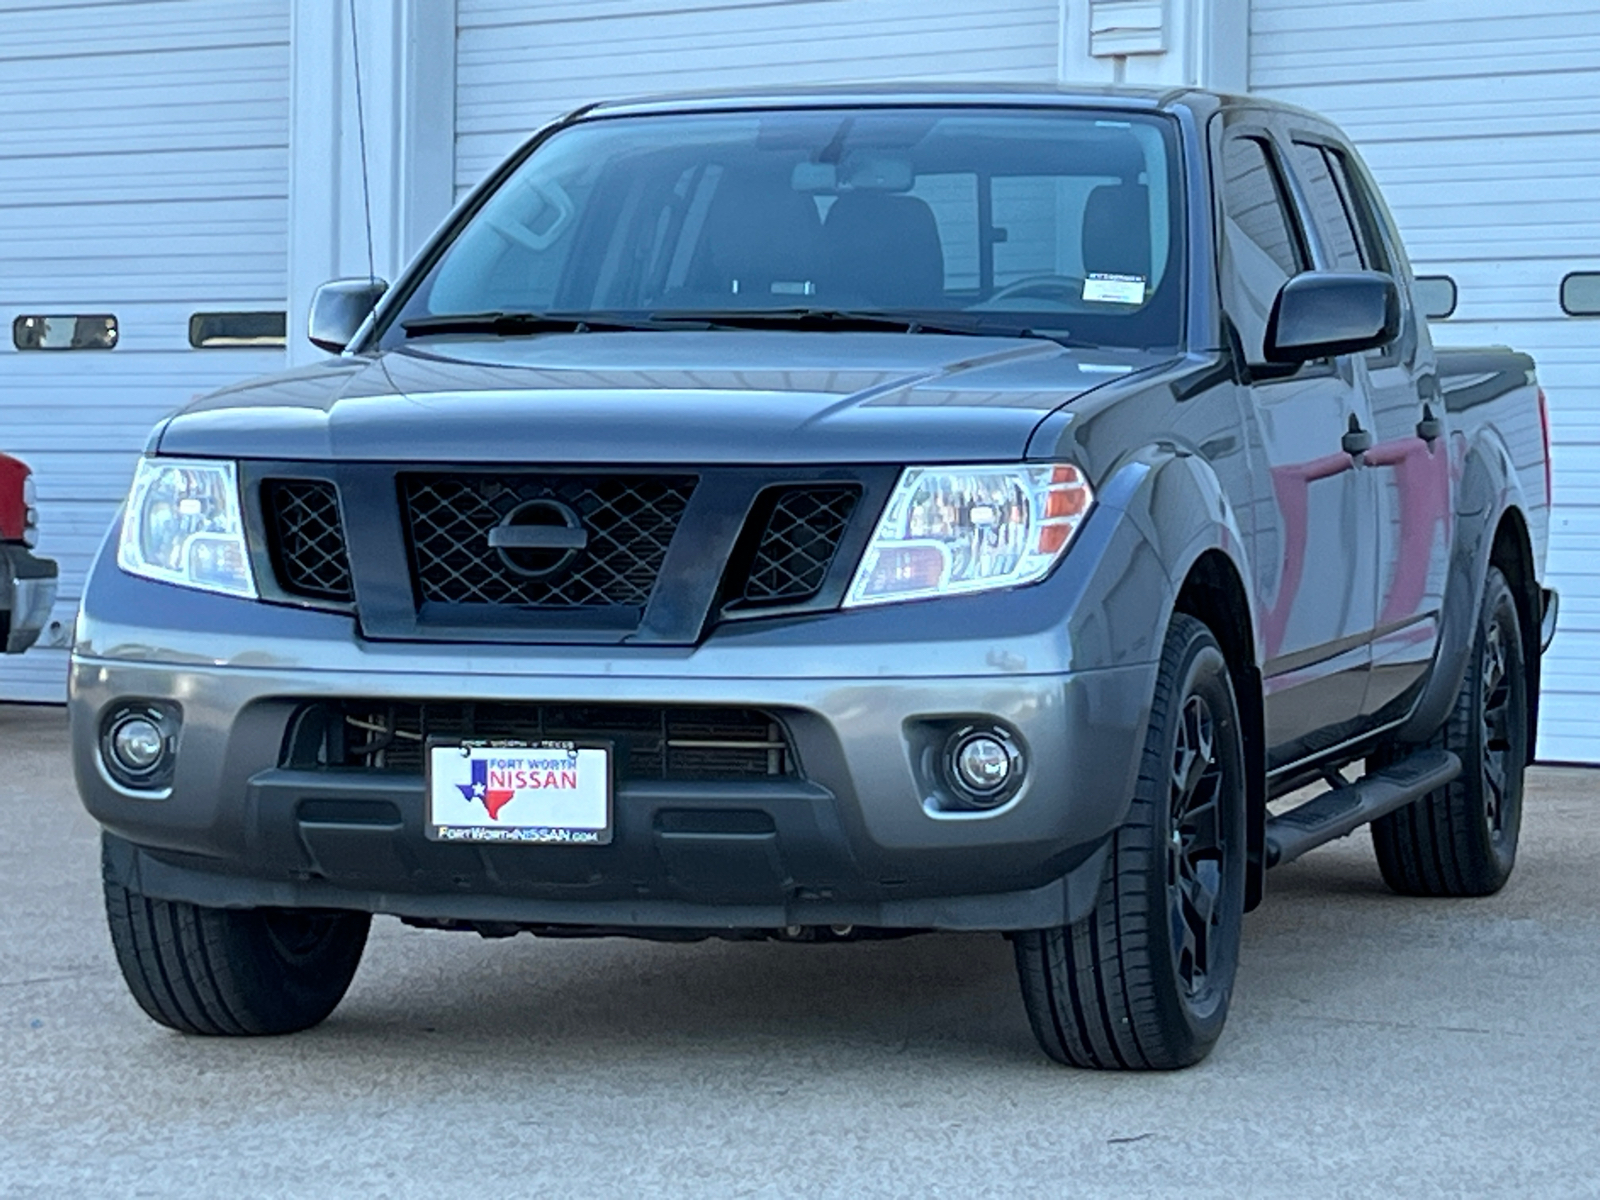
[{"xmin": 158, "ymin": 332, "xmax": 1163, "ymax": 464}]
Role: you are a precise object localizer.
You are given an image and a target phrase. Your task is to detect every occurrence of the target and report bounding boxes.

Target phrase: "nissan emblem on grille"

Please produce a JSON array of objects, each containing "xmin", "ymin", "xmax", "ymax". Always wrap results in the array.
[{"xmin": 488, "ymin": 498, "xmax": 588, "ymax": 578}]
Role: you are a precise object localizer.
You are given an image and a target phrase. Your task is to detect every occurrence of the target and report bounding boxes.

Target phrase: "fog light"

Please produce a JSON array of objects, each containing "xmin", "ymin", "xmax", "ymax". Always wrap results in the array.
[
  {"xmin": 945, "ymin": 727, "xmax": 1024, "ymax": 807},
  {"xmin": 111, "ymin": 717, "xmax": 164, "ymax": 772},
  {"xmin": 100, "ymin": 704, "xmax": 178, "ymax": 790}
]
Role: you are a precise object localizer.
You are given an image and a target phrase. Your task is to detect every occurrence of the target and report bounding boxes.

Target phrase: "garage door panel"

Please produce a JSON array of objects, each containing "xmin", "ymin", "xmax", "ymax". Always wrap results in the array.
[
  {"xmin": 1, "ymin": 149, "xmax": 287, "ymax": 210},
  {"xmin": 1251, "ymin": 0, "xmax": 1600, "ymax": 44},
  {"xmin": 0, "ymin": 0, "xmax": 290, "ymax": 701},
  {"xmin": 455, "ymin": 0, "xmax": 1059, "ymax": 190}
]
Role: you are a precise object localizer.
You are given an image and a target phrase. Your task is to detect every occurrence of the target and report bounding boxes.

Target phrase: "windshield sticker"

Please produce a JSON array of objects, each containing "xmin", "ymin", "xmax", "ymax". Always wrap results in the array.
[{"xmin": 1082, "ymin": 274, "xmax": 1147, "ymax": 305}]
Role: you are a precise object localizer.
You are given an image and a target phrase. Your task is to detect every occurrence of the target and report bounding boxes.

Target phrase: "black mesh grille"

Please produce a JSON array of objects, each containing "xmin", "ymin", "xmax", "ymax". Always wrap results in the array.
[
  {"xmin": 402, "ymin": 474, "xmax": 696, "ymax": 608},
  {"xmin": 299, "ymin": 702, "xmax": 793, "ymax": 781},
  {"xmin": 263, "ymin": 479, "xmax": 353, "ymax": 602},
  {"xmin": 743, "ymin": 485, "xmax": 859, "ymax": 603}
]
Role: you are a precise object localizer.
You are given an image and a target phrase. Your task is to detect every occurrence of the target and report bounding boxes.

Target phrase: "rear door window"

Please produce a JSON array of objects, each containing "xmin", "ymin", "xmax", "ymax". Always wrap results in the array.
[
  {"xmin": 1289, "ymin": 143, "xmax": 1363, "ymax": 271},
  {"xmin": 1320, "ymin": 147, "xmax": 1393, "ymax": 274}
]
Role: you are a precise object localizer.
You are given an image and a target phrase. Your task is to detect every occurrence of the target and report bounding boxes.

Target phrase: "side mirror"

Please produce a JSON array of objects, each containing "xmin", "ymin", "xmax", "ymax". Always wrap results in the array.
[
  {"xmin": 307, "ymin": 278, "xmax": 388, "ymax": 354},
  {"xmin": 1264, "ymin": 270, "xmax": 1399, "ymax": 364}
]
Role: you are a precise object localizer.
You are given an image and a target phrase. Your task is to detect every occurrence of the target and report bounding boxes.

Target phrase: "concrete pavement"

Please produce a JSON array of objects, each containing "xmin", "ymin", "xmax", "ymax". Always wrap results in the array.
[{"xmin": 3, "ymin": 703, "xmax": 1599, "ymax": 1197}]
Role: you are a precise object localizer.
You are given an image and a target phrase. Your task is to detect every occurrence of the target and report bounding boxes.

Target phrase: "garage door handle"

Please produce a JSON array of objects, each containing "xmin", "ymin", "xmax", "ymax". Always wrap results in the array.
[{"xmin": 1342, "ymin": 415, "xmax": 1373, "ymax": 458}]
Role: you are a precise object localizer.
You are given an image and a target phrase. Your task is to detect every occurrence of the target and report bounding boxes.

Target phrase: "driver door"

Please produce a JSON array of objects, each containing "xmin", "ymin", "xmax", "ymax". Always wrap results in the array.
[{"xmin": 1215, "ymin": 117, "xmax": 1380, "ymax": 767}]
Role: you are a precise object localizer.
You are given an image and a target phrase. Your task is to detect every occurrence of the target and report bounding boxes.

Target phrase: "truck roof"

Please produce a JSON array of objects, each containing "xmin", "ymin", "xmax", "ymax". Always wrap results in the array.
[{"xmin": 580, "ymin": 81, "xmax": 1240, "ymax": 120}]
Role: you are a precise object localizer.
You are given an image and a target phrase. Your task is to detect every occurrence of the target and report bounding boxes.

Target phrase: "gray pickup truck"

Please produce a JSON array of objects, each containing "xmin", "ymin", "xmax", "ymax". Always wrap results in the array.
[{"xmin": 73, "ymin": 85, "xmax": 1555, "ymax": 1070}]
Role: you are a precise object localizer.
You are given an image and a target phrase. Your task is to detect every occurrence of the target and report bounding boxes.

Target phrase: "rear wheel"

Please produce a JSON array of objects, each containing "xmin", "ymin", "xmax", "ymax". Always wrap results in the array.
[
  {"xmin": 103, "ymin": 839, "xmax": 370, "ymax": 1035},
  {"xmin": 1371, "ymin": 566, "xmax": 1527, "ymax": 896},
  {"xmin": 1013, "ymin": 614, "xmax": 1247, "ymax": 1070}
]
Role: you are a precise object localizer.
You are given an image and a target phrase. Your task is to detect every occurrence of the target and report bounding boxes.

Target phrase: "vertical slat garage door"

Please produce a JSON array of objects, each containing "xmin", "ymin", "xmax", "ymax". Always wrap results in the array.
[
  {"xmin": 1250, "ymin": 0, "xmax": 1600, "ymax": 762},
  {"xmin": 0, "ymin": 0, "xmax": 290, "ymax": 700},
  {"xmin": 455, "ymin": 0, "xmax": 1063, "ymax": 197}
]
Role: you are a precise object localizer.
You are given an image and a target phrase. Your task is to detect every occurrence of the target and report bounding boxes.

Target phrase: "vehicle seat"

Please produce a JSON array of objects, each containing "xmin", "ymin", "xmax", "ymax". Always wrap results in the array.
[
  {"xmin": 701, "ymin": 174, "xmax": 824, "ymax": 300},
  {"xmin": 822, "ymin": 193, "xmax": 945, "ymax": 309},
  {"xmin": 1082, "ymin": 183, "xmax": 1151, "ymax": 280}
]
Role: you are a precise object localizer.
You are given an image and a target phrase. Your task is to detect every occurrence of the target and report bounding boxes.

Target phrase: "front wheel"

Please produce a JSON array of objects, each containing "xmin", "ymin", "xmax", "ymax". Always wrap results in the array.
[
  {"xmin": 1013, "ymin": 614, "xmax": 1248, "ymax": 1070},
  {"xmin": 103, "ymin": 838, "xmax": 370, "ymax": 1035}
]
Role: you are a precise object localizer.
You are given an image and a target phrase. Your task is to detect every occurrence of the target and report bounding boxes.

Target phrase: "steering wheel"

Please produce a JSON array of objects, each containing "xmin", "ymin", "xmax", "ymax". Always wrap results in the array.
[{"xmin": 985, "ymin": 274, "xmax": 1088, "ymax": 305}]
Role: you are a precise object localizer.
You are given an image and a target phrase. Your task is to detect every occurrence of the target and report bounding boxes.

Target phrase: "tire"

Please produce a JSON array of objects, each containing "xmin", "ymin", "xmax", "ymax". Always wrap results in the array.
[
  {"xmin": 103, "ymin": 840, "xmax": 370, "ymax": 1035},
  {"xmin": 1013, "ymin": 614, "xmax": 1248, "ymax": 1070},
  {"xmin": 1371, "ymin": 566, "xmax": 1528, "ymax": 897}
]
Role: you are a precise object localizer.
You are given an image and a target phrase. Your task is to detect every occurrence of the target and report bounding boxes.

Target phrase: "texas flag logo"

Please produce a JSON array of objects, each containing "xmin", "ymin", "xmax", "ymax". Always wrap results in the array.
[{"xmin": 456, "ymin": 759, "xmax": 515, "ymax": 820}]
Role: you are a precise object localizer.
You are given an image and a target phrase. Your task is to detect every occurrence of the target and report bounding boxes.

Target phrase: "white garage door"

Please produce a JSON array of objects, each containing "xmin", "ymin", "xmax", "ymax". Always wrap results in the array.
[
  {"xmin": 0, "ymin": 0, "xmax": 290, "ymax": 701},
  {"xmin": 1250, "ymin": 0, "xmax": 1600, "ymax": 762},
  {"xmin": 455, "ymin": 0, "xmax": 1063, "ymax": 196}
]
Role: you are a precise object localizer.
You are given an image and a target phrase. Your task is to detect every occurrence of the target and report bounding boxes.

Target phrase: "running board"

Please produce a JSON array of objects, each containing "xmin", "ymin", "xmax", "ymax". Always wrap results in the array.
[{"xmin": 1264, "ymin": 748, "xmax": 1461, "ymax": 868}]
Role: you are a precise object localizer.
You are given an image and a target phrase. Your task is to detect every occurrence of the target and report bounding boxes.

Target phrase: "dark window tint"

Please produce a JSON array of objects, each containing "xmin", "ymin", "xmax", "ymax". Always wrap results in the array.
[
  {"xmin": 189, "ymin": 311, "xmax": 287, "ymax": 348},
  {"xmin": 1321, "ymin": 148, "xmax": 1392, "ymax": 274},
  {"xmin": 1220, "ymin": 136, "xmax": 1306, "ymax": 364},
  {"xmin": 1290, "ymin": 142, "xmax": 1363, "ymax": 270},
  {"xmin": 12, "ymin": 314, "xmax": 117, "ymax": 350}
]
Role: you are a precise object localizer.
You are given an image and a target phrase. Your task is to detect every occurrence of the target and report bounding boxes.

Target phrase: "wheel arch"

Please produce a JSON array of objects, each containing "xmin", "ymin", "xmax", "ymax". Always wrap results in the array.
[
  {"xmin": 1092, "ymin": 449, "xmax": 1267, "ymax": 907},
  {"xmin": 1397, "ymin": 424, "xmax": 1541, "ymax": 757},
  {"xmin": 1171, "ymin": 549, "xmax": 1268, "ymax": 911},
  {"xmin": 1488, "ymin": 506, "xmax": 1542, "ymax": 762}
]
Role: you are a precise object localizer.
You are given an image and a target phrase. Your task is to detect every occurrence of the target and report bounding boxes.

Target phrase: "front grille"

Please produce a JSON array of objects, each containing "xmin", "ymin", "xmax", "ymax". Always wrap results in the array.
[
  {"xmin": 291, "ymin": 702, "xmax": 794, "ymax": 781},
  {"xmin": 401, "ymin": 473, "xmax": 695, "ymax": 608},
  {"xmin": 263, "ymin": 479, "xmax": 353, "ymax": 602},
  {"xmin": 743, "ymin": 485, "xmax": 859, "ymax": 603}
]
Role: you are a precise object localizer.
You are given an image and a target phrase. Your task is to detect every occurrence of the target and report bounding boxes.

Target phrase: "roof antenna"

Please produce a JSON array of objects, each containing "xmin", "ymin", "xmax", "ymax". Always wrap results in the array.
[{"xmin": 347, "ymin": 0, "xmax": 377, "ymax": 285}]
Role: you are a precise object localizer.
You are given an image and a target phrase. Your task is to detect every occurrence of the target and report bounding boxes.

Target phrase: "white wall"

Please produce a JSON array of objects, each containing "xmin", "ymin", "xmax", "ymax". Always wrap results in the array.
[{"xmin": 285, "ymin": 0, "xmax": 457, "ymax": 366}]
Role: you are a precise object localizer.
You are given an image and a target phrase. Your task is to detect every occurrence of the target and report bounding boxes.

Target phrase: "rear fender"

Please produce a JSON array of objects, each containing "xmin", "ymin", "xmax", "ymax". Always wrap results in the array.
[{"xmin": 1396, "ymin": 426, "xmax": 1531, "ymax": 745}]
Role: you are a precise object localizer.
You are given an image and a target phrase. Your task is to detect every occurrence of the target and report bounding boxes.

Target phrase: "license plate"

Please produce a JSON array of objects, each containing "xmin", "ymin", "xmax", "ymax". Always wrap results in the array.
[{"xmin": 426, "ymin": 740, "xmax": 612, "ymax": 844}]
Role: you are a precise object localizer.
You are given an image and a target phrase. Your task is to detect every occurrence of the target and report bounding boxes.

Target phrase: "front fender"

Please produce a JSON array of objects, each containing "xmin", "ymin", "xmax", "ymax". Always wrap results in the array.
[{"xmin": 1094, "ymin": 446, "xmax": 1258, "ymax": 652}]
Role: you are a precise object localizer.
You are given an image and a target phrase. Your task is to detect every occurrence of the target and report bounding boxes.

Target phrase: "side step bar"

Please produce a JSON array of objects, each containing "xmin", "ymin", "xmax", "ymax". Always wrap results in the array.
[{"xmin": 1264, "ymin": 747, "xmax": 1461, "ymax": 868}]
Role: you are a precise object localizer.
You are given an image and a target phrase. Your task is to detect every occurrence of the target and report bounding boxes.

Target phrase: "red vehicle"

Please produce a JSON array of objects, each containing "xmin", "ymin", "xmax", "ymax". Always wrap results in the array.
[{"xmin": 0, "ymin": 453, "xmax": 56, "ymax": 653}]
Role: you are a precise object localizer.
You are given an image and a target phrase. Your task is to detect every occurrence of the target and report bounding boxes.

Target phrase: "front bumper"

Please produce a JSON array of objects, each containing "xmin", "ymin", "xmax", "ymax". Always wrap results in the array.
[
  {"xmin": 0, "ymin": 543, "xmax": 57, "ymax": 654},
  {"xmin": 73, "ymin": 496, "xmax": 1171, "ymax": 932},
  {"xmin": 78, "ymin": 651, "xmax": 1154, "ymax": 931}
]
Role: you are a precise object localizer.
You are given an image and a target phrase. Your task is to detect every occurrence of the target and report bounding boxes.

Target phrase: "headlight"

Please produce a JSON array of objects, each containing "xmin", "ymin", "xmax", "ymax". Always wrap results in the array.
[
  {"xmin": 116, "ymin": 458, "xmax": 257, "ymax": 598},
  {"xmin": 844, "ymin": 464, "xmax": 1093, "ymax": 607}
]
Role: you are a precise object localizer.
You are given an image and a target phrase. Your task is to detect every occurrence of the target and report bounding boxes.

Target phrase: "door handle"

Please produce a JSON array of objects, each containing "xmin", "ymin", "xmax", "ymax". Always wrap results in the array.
[
  {"xmin": 1416, "ymin": 403, "xmax": 1442, "ymax": 444},
  {"xmin": 1342, "ymin": 414, "xmax": 1373, "ymax": 458}
]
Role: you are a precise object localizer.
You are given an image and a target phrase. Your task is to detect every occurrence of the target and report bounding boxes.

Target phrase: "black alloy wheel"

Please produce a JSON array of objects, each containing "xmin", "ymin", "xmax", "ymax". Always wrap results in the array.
[
  {"xmin": 1168, "ymin": 691, "xmax": 1228, "ymax": 1004},
  {"xmin": 1372, "ymin": 565, "xmax": 1528, "ymax": 896},
  {"xmin": 1014, "ymin": 614, "xmax": 1247, "ymax": 1070}
]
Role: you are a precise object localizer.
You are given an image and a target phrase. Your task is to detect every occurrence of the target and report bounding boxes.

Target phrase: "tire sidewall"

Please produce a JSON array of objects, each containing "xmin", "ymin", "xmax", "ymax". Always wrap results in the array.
[
  {"xmin": 1470, "ymin": 569, "xmax": 1528, "ymax": 879},
  {"xmin": 1141, "ymin": 625, "xmax": 1248, "ymax": 1051}
]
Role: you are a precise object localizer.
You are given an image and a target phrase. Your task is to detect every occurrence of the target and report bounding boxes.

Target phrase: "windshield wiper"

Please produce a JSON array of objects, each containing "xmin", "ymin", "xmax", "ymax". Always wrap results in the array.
[
  {"xmin": 649, "ymin": 307, "xmax": 1093, "ymax": 345},
  {"xmin": 649, "ymin": 307, "xmax": 987, "ymax": 336},
  {"xmin": 403, "ymin": 306, "xmax": 1097, "ymax": 348},
  {"xmin": 401, "ymin": 311, "xmax": 690, "ymax": 337}
]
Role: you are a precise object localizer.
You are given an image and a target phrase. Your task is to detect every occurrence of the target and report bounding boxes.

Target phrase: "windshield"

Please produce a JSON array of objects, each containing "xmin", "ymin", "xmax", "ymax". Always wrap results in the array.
[{"xmin": 380, "ymin": 106, "xmax": 1185, "ymax": 350}]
